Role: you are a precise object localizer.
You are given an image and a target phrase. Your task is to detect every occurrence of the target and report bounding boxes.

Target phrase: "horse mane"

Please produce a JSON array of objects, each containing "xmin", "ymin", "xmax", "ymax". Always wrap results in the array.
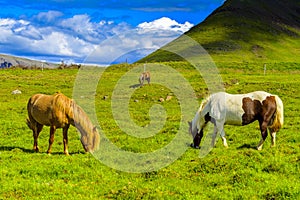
[
  {"xmin": 72, "ymin": 103, "xmax": 93, "ymax": 130},
  {"xmin": 71, "ymin": 101, "xmax": 100, "ymax": 152},
  {"xmin": 53, "ymin": 93, "xmax": 73, "ymax": 117},
  {"xmin": 52, "ymin": 92, "xmax": 100, "ymax": 152},
  {"xmin": 198, "ymin": 96, "xmax": 210, "ymax": 114},
  {"xmin": 192, "ymin": 95, "xmax": 210, "ymax": 130}
]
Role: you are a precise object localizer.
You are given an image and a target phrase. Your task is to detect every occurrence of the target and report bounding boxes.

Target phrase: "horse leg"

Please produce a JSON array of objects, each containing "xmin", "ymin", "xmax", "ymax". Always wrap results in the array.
[
  {"xmin": 192, "ymin": 128, "xmax": 203, "ymax": 149},
  {"xmin": 269, "ymin": 128, "xmax": 276, "ymax": 147},
  {"xmin": 220, "ymin": 129, "xmax": 228, "ymax": 148},
  {"xmin": 33, "ymin": 123, "xmax": 43, "ymax": 152},
  {"xmin": 47, "ymin": 126, "xmax": 56, "ymax": 154},
  {"xmin": 33, "ymin": 130, "xmax": 39, "ymax": 152},
  {"xmin": 63, "ymin": 125, "xmax": 70, "ymax": 155},
  {"xmin": 211, "ymin": 120, "xmax": 224, "ymax": 147},
  {"xmin": 139, "ymin": 77, "xmax": 144, "ymax": 87},
  {"xmin": 257, "ymin": 120, "xmax": 269, "ymax": 151},
  {"xmin": 214, "ymin": 123, "xmax": 228, "ymax": 148},
  {"xmin": 211, "ymin": 124, "xmax": 218, "ymax": 147},
  {"xmin": 258, "ymin": 99, "xmax": 277, "ymax": 150}
]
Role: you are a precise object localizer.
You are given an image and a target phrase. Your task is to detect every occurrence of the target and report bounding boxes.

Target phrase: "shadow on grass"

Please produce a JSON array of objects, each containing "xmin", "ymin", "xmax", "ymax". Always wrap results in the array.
[
  {"xmin": 50, "ymin": 151, "xmax": 87, "ymax": 156},
  {"xmin": 0, "ymin": 146, "xmax": 34, "ymax": 153},
  {"xmin": 129, "ymin": 84, "xmax": 141, "ymax": 89},
  {"xmin": 0, "ymin": 146, "xmax": 86, "ymax": 155},
  {"xmin": 237, "ymin": 144, "xmax": 257, "ymax": 150}
]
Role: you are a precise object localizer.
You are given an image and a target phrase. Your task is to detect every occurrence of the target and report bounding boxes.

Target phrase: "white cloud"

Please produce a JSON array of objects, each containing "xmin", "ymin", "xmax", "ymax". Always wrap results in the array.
[
  {"xmin": 137, "ymin": 17, "xmax": 193, "ymax": 33},
  {"xmin": 35, "ymin": 11, "xmax": 63, "ymax": 23},
  {"xmin": 87, "ymin": 17, "xmax": 194, "ymax": 64},
  {"xmin": 60, "ymin": 14, "xmax": 91, "ymax": 32},
  {"xmin": 0, "ymin": 15, "xmax": 193, "ymax": 64},
  {"xmin": 14, "ymin": 25, "xmax": 43, "ymax": 40},
  {"xmin": 99, "ymin": 20, "xmax": 114, "ymax": 26},
  {"xmin": 0, "ymin": 18, "xmax": 18, "ymax": 27}
]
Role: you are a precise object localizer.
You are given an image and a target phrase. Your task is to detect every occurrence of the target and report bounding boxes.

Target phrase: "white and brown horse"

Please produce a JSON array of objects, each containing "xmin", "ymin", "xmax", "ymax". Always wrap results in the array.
[
  {"xmin": 189, "ymin": 91, "xmax": 284, "ymax": 150},
  {"xmin": 27, "ymin": 92, "xmax": 100, "ymax": 155}
]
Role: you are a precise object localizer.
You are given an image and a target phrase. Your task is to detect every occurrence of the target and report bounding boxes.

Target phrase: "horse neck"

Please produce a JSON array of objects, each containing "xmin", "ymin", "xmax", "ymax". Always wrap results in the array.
[
  {"xmin": 192, "ymin": 111, "xmax": 201, "ymax": 131},
  {"xmin": 71, "ymin": 103, "xmax": 94, "ymax": 134},
  {"xmin": 193, "ymin": 97, "xmax": 210, "ymax": 129}
]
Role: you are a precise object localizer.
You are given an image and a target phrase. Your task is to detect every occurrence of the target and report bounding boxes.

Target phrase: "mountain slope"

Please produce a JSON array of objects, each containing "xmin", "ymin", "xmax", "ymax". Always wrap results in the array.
[
  {"xmin": 140, "ymin": 0, "xmax": 300, "ymax": 63},
  {"xmin": 0, "ymin": 54, "xmax": 57, "ymax": 69}
]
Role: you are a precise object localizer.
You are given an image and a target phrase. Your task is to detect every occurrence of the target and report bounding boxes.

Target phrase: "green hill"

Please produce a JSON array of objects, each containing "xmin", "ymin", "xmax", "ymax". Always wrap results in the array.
[{"xmin": 139, "ymin": 0, "xmax": 300, "ymax": 63}]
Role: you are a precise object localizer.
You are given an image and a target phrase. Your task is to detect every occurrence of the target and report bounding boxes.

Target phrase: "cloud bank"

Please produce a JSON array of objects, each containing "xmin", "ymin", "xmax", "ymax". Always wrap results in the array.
[{"xmin": 0, "ymin": 12, "xmax": 193, "ymax": 64}]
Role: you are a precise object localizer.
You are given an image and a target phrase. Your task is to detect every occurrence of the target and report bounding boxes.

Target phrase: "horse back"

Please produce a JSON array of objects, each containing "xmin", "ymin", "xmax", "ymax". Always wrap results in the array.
[
  {"xmin": 140, "ymin": 72, "xmax": 150, "ymax": 79},
  {"xmin": 27, "ymin": 93, "xmax": 71, "ymax": 127},
  {"xmin": 208, "ymin": 91, "xmax": 275, "ymax": 125},
  {"xmin": 226, "ymin": 91, "xmax": 277, "ymax": 126},
  {"xmin": 144, "ymin": 71, "xmax": 150, "ymax": 79}
]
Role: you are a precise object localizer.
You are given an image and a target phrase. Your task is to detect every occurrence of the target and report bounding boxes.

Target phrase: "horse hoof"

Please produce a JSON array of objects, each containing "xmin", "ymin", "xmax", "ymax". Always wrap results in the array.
[
  {"xmin": 33, "ymin": 146, "xmax": 39, "ymax": 152},
  {"xmin": 190, "ymin": 143, "xmax": 200, "ymax": 149},
  {"xmin": 257, "ymin": 147, "xmax": 263, "ymax": 151}
]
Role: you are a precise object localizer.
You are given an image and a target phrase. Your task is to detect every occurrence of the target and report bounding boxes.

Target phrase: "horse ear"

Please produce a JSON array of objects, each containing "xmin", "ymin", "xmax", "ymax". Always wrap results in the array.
[
  {"xmin": 188, "ymin": 121, "xmax": 192, "ymax": 126},
  {"xmin": 93, "ymin": 126, "xmax": 97, "ymax": 132}
]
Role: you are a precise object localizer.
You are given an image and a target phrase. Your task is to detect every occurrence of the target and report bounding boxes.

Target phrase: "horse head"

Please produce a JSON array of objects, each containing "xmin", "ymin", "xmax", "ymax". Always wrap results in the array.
[
  {"xmin": 80, "ymin": 126, "xmax": 100, "ymax": 153},
  {"xmin": 188, "ymin": 121, "xmax": 201, "ymax": 149}
]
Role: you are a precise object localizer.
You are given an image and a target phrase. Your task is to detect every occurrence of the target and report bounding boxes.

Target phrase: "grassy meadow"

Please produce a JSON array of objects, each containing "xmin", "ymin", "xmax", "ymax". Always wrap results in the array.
[{"xmin": 0, "ymin": 62, "xmax": 300, "ymax": 199}]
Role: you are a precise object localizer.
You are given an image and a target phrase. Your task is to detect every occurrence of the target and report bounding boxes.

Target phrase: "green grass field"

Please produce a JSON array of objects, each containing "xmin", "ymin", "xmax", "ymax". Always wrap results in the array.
[{"xmin": 1, "ymin": 62, "xmax": 300, "ymax": 199}]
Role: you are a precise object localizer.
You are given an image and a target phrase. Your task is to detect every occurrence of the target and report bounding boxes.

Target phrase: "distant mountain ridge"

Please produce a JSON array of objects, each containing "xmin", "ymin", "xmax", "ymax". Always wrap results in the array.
[
  {"xmin": 140, "ymin": 0, "xmax": 300, "ymax": 63},
  {"xmin": 0, "ymin": 54, "xmax": 57, "ymax": 69}
]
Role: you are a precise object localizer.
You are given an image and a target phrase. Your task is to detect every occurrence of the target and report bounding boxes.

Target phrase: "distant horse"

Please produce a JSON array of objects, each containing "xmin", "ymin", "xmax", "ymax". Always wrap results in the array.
[
  {"xmin": 139, "ymin": 71, "xmax": 150, "ymax": 86},
  {"xmin": 189, "ymin": 91, "xmax": 284, "ymax": 150},
  {"xmin": 27, "ymin": 92, "xmax": 100, "ymax": 155}
]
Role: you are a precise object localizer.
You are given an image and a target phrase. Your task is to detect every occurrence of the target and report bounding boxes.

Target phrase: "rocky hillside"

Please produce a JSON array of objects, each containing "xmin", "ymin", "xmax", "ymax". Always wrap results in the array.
[{"xmin": 0, "ymin": 54, "xmax": 57, "ymax": 69}]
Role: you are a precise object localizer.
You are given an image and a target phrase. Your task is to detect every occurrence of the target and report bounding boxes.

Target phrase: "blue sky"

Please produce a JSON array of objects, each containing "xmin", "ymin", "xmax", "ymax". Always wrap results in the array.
[{"xmin": 0, "ymin": 0, "xmax": 224, "ymax": 65}]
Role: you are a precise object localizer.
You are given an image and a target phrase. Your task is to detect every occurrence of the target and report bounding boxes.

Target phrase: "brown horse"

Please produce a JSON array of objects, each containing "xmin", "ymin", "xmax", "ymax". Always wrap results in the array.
[
  {"xmin": 26, "ymin": 92, "xmax": 100, "ymax": 155},
  {"xmin": 139, "ymin": 71, "xmax": 150, "ymax": 86}
]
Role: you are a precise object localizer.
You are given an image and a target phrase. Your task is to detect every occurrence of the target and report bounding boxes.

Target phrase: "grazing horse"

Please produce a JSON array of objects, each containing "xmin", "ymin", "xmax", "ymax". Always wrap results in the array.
[
  {"xmin": 139, "ymin": 71, "xmax": 150, "ymax": 86},
  {"xmin": 189, "ymin": 91, "xmax": 284, "ymax": 150},
  {"xmin": 26, "ymin": 92, "xmax": 100, "ymax": 155}
]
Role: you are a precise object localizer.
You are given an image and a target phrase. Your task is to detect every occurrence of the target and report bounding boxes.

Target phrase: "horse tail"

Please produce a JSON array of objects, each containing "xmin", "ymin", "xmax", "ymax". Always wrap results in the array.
[
  {"xmin": 26, "ymin": 96, "xmax": 35, "ymax": 130},
  {"xmin": 26, "ymin": 118, "xmax": 33, "ymax": 130},
  {"xmin": 269, "ymin": 95, "xmax": 284, "ymax": 131}
]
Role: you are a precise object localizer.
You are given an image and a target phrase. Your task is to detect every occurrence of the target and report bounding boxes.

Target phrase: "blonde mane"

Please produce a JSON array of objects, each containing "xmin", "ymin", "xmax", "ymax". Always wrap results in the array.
[
  {"xmin": 72, "ymin": 102, "xmax": 100, "ymax": 152},
  {"xmin": 193, "ymin": 96, "xmax": 210, "ymax": 128},
  {"xmin": 198, "ymin": 96, "xmax": 210, "ymax": 114},
  {"xmin": 53, "ymin": 93, "xmax": 73, "ymax": 118}
]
